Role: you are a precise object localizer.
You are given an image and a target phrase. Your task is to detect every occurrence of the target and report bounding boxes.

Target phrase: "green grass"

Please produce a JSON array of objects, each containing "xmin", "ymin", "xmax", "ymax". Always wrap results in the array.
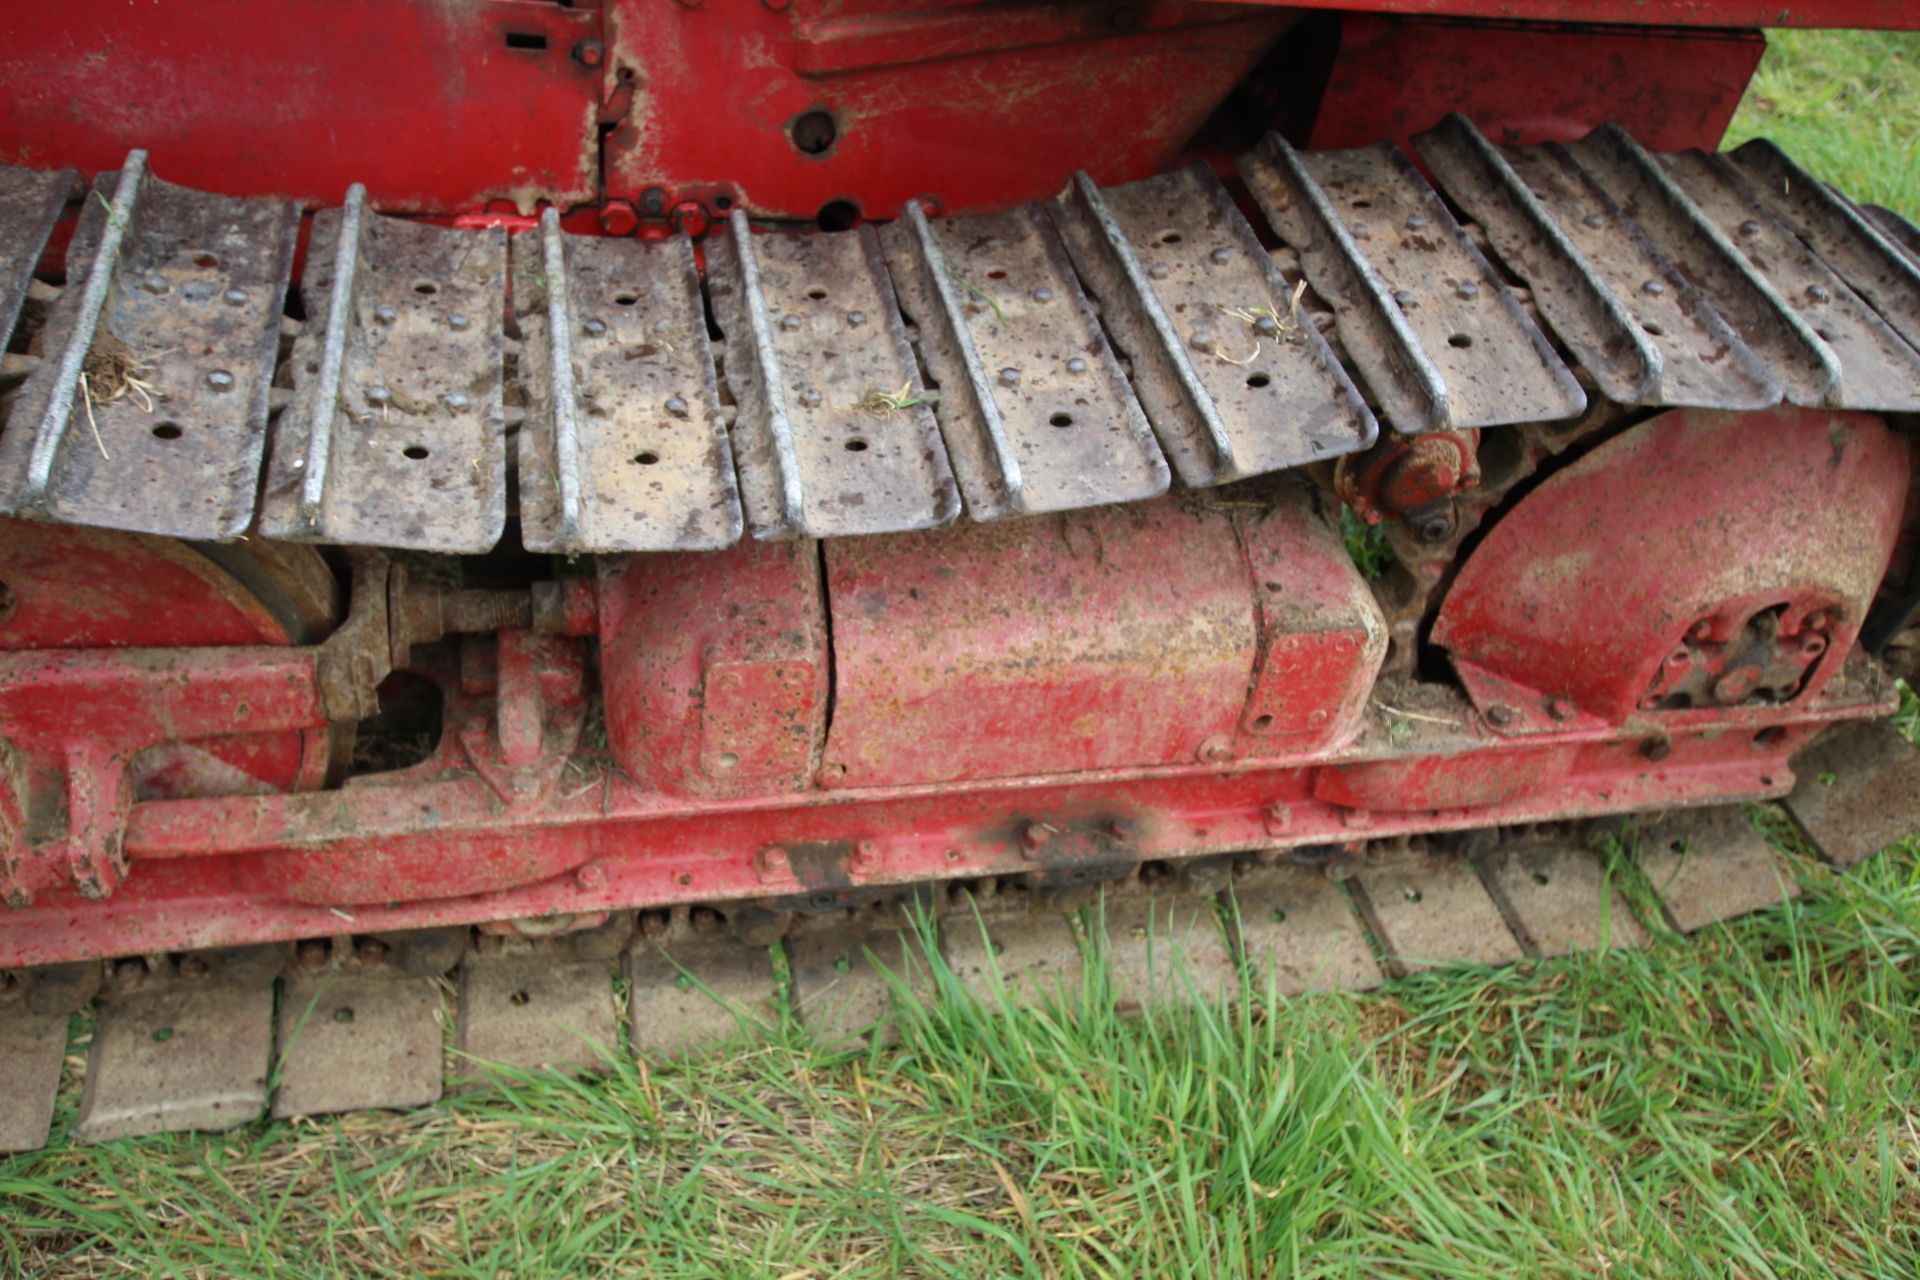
[
  {"xmin": 1723, "ymin": 29, "xmax": 1920, "ymax": 218},
  {"xmin": 6, "ymin": 28, "xmax": 1920, "ymax": 1280}
]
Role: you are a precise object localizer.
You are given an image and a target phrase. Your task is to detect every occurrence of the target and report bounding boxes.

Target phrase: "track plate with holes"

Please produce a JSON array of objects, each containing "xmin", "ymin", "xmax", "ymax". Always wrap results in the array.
[
  {"xmin": 455, "ymin": 949, "xmax": 618, "ymax": 1083},
  {"xmin": 259, "ymin": 208, "xmax": 506, "ymax": 552},
  {"xmin": 1476, "ymin": 841, "xmax": 1648, "ymax": 956},
  {"xmin": 1351, "ymin": 850, "xmax": 1525, "ymax": 975},
  {"xmin": 1242, "ymin": 135, "xmax": 1584, "ymax": 433},
  {"xmin": 879, "ymin": 202, "xmax": 1167, "ymax": 519},
  {"xmin": 626, "ymin": 932, "xmax": 778, "ymax": 1059},
  {"xmin": 73, "ymin": 979, "xmax": 273, "ymax": 1142},
  {"xmin": 939, "ymin": 899, "xmax": 1083, "ymax": 1006},
  {"xmin": 274, "ymin": 971, "xmax": 442, "ymax": 1117},
  {"xmin": 0, "ymin": 166, "xmax": 297, "ymax": 539},
  {"xmin": 707, "ymin": 213, "xmax": 958, "ymax": 540},
  {"xmin": 0, "ymin": 163, "xmax": 72, "ymax": 351},
  {"xmin": 1051, "ymin": 165, "xmax": 1375, "ymax": 487},
  {"xmin": 787, "ymin": 915, "xmax": 920, "ymax": 1049},
  {"xmin": 0, "ymin": 1004, "xmax": 68, "ymax": 1153},
  {"xmin": 1228, "ymin": 862, "xmax": 1381, "ymax": 993},
  {"xmin": 1098, "ymin": 890, "xmax": 1238, "ymax": 1011},
  {"xmin": 1658, "ymin": 150, "xmax": 1920, "ymax": 412},
  {"xmin": 1784, "ymin": 720, "xmax": 1920, "ymax": 869},
  {"xmin": 1633, "ymin": 806, "xmax": 1800, "ymax": 932},
  {"xmin": 512, "ymin": 226, "xmax": 741, "ymax": 552}
]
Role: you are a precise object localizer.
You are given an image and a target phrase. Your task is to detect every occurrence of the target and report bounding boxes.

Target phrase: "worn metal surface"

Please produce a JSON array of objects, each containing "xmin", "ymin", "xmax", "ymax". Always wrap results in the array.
[
  {"xmin": 1051, "ymin": 166, "xmax": 1375, "ymax": 487},
  {"xmin": 274, "ymin": 970, "xmax": 442, "ymax": 1117},
  {"xmin": 823, "ymin": 498, "xmax": 1258, "ymax": 786},
  {"xmin": 1098, "ymin": 890, "xmax": 1238, "ymax": 1012},
  {"xmin": 0, "ymin": 163, "xmax": 297, "ymax": 539},
  {"xmin": 73, "ymin": 976, "xmax": 272, "ymax": 1141},
  {"xmin": 879, "ymin": 202, "xmax": 1167, "ymax": 519},
  {"xmin": 0, "ymin": 1003, "xmax": 67, "ymax": 1152},
  {"xmin": 787, "ymin": 914, "xmax": 920, "ymax": 1050},
  {"xmin": 1247, "ymin": 137, "xmax": 1583, "ymax": 432},
  {"xmin": 1414, "ymin": 114, "xmax": 1658, "ymax": 405},
  {"xmin": 1477, "ymin": 841, "xmax": 1648, "ymax": 956},
  {"xmin": 707, "ymin": 213, "xmax": 957, "ymax": 540},
  {"xmin": 1351, "ymin": 849, "xmax": 1524, "ymax": 975},
  {"xmin": 1635, "ymin": 806, "xmax": 1799, "ymax": 931},
  {"xmin": 1659, "ymin": 151, "xmax": 1920, "ymax": 413},
  {"xmin": 939, "ymin": 897, "xmax": 1084, "ymax": 1007},
  {"xmin": 260, "ymin": 208, "xmax": 506, "ymax": 552},
  {"xmin": 0, "ymin": 164, "xmax": 71, "ymax": 352},
  {"xmin": 513, "ymin": 219, "xmax": 740, "ymax": 552},
  {"xmin": 1228, "ymin": 863, "xmax": 1380, "ymax": 994},
  {"xmin": 1436, "ymin": 407, "xmax": 1909, "ymax": 734},
  {"xmin": 1567, "ymin": 127, "xmax": 1835, "ymax": 407},
  {"xmin": 1728, "ymin": 140, "xmax": 1920, "ymax": 353},
  {"xmin": 1784, "ymin": 720, "xmax": 1920, "ymax": 869},
  {"xmin": 626, "ymin": 930, "xmax": 778, "ymax": 1060},
  {"xmin": 1862, "ymin": 204, "xmax": 1920, "ymax": 268},
  {"xmin": 455, "ymin": 948, "xmax": 617, "ymax": 1082}
]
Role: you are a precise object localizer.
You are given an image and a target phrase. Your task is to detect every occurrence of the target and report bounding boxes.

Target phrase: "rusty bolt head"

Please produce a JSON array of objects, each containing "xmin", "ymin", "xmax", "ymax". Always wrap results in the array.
[
  {"xmin": 756, "ymin": 846, "xmax": 791, "ymax": 881},
  {"xmin": 639, "ymin": 187, "xmax": 669, "ymax": 217},
  {"xmin": 668, "ymin": 199, "xmax": 711, "ymax": 239},
  {"xmin": 1197, "ymin": 735, "xmax": 1234, "ymax": 764},
  {"xmin": 572, "ymin": 38, "xmax": 606, "ymax": 67},
  {"xmin": 1544, "ymin": 697, "xmax": 1575, "ymax": 723},
  {"xmin": 575, "ymin": 863, "xmax": 607, "ymax": 892},
  {"xmin": 850, "ymin": 840, "xmax": 883, "ymax": 874},
  {"xmin": 177, "ymin": 955, "xmax": 210, "ymax": 981}
]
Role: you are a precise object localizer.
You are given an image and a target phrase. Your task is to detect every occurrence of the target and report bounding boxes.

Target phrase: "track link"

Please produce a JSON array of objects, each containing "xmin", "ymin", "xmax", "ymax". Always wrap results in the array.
[{"xmin": 6, "ymin": 784, "xmax": 1912, "ymax": 1155}]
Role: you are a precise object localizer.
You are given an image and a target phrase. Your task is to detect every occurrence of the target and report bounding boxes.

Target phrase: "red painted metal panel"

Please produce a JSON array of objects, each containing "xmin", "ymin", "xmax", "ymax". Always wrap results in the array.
[
  {"xmin": 1308, "ymin": 15, "xmax": 1765, "ymax": 153},
  {"xmin": 603, "ymin": 0, "xmax": 1299, "ymax": 223},
  {"xmin": 0, "ymin": 0, "xmax": 601, "ymax": 214},
  {"xmin": 822, "ymin": 501, "xmax": 1259, "ymax": 786},
  {"xmin": 1209, "ymin": 0, "xmax": 1916, "ymax": 31}
]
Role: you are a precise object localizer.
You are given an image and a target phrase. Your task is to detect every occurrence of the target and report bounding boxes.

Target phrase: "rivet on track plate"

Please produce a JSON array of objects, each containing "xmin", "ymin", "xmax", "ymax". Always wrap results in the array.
[
  {"xmin": 1392, "ymin": 289, "xmax": 1415, "ymax": 306},
  {"xmin": 997, "ymin": 367, "xmax": 1021, "ymax": 387},
  {"xmin": 1210, "ymin": 247, "xmax": 1232, "ymax": 265},
  {"xmin": 1406, "ymin": 214, "xmax": 1428, "ymax": 230},
  {"xmin": 1197, "ymin": 735, "xmax": 1233, "ymax": 764},
  {"xmin": 575, "ymin": 863, "xmax": 607, "ymax": 891},
  {"xmin": 846, "ymin": 310, "xmax": 866, "ymax": 327},
  {"xmin": 1065, "ymin": 357, "xmax": 1088, "ymax": 374},
  {"xmin": 222, "ymin": 287, "xmax": 248, "ymax": 305},
  {"xmin": 1456, "ymin": 281, "xmax": 1478, "ymax": 299},
  {"xmin": 443, "ymin": 392, "xmax": 470, "ymax": 412},
  {"xmin": 1148, "ymin": 262, "xmax": 1170, "ymax": 280},
  {"xmin": 1020, "ymin": 822, "xmax": 1052, "ymax": 856},
  {"xmin": 205, "ymin": 369, "xmax": 234, "ymax": 391},
  {"xmin": 798, "ymin": 387, "xmax": 823, "ymax": 408},
  {"xmin": 1806, "ymin": 284, "xmax": 1831, "ymax": 304},
  {"xmin": 665, "ymin": 395, "xmax": 690, "ymax": 418},
  {"xmin": 365, "ymin": 386, "xmax": 391, "ymax": 406},
  {"xmin": 583, "ymin": 318, "xmax": 606, "ymax": 336},
  {"xmin": 1583, "ymin": 212, "xmax": 1607, "ymax": 229},
  {"xmin": 449, "ymin": 312, "xmax": 472, "ymax": 331},
  {"xmin": 141, "ymin": 275, "xmax": 169, "ymax": 295},
  {"xmin": 780, "ymin": 313, "xmax": 803, "ymax": 332},
  {"xmin": 1190, "ymin": 330, "xmax": 1216, "ymax": 352},
  {"xmin": 1642, "ymin": 279, "xmax": 1666, "ymax": 296},
  {"xmin": 1032, "ymin": 287, "xmax": 1054, "ymax": 303},
  {"xmin": 1738, "ymin": 219, "xmax": 1762, "ymax": 236},
  {"xmin": 756, "ymin": 846, "xmax": 791, "ymax": 881},
  {"xmin": 374, "ymin": 305, "xmax": 396, "ymax": 324}
]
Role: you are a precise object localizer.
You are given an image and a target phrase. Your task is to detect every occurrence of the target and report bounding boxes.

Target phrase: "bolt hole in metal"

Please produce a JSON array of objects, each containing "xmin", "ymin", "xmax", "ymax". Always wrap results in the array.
[
  {"xmin": 1251, "ymin": 713, "xmax": 1274, "ymax": 731},
  {"xmin": 1643, "ymin": 321, "xmax": 1664, "ymax": 337},
  {"xmin": 816, "ymin": 199, "xmax": 861, "ymax": 232},
  {"xmin": 150, "ymin": 421, "xmax": 183, "ymax": 440},
  {"xmin": 509, "ymin": 989, "xmax": 531, "ymax": 1007},
  {"xmin": 1753, "ymin": 726, "xmax": 1787, "ymax": 749},
  {"xmin": 844, "ymin": 437, "xmax": 869, "ymax": 452},
  {"xmin": 806, "ymin": 288, "xmax": 827, "ymax": 300},
  {"xmin": 1351, "ymin": 199, "xmax": 1372, "ymax": 209},
  {"xmin": 615, "ymin": 293, "xmax": 638, "ymax": 306},
  {"xmin": 193, "ymin": 252, "xmax": 219, "ymax": 269},
  {"xmin": 1448, "ymin": 333, "xmax": 1473, "ymax": 349},
  {"xmin": 0, "ymin": 579, "xmax": 13, "ymax": 623},
  {"xmin": 1247, "ymin": 372, "xmax": 1272, "ymax": 389},
  {"xmin": 986, "ymin": 270, "xmax": 1008, "ymax": 281},
  {"xmin": 790, "ymin": 109, "xmax": 838, "ymax": 157},
  {"xmin": 1048, "ymin": 412, "xmax": 1073, "ymax": 428},
  {"xmin": 414, "ymin": 281, "xmax": 438, "ymax": 296},
  {"xmin": 1158, "ymin": 231, "xmax": 1183, "ymax": 244},
  {"xmin": 333, "ymin": 1007, "xmax": 354, "ymax": 1024},
  {"xmin": 633, "ymin": 450, "xmax": 661, "ymax": 466},
  {"xmin": 402, "ymin": 444, "xmax": 430, "ymax": 460},
  {"xmin": 503, "ymin": 31, "xmax": 548, "ymax": 51}
]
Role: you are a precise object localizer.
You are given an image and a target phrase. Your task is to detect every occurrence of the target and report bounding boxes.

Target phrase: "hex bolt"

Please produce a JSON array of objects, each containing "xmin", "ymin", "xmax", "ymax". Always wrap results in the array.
[
  {"xmin": 365, "ymin": 386, "xmax": 392, "ymax": 406},
  {"xmin": 575, "ymin": 863, "xmax": 607, "ymax": 891},
  {"xmin": 850, "ymin": 840, "xmax": 883, "ymax": 874},
  {"xmin": 449, "ymin": 312, "xmax": 473, "ymax": 331},
  {"xmin": 1065, "ymin": 357, "xmax": 1088, "ymax": 374},
  {"xmin": 665, "ymin": 394, "xmax": 690, "ymax": 418},
  {"xmin": 756, "ymin": 846, "xmax": 791, "ymax": 881},
  {"xmin": 373, "ymin": 305, "xmax": 397, "ymax": 325},
  {"xmin": 998, "ymin": 367, "xmax": 1021, "ymax": 388},
  {"xmin": 1643, "ymin": 279, "xmax": 1666, "ymax": 296},
  {"xmin": 1032, "ymin": 287, "xmax": 1054, "ymax": 303},
  {"xmin": 572, "ymin": 37, "xmax": 606, "ymax": 67},
  {"xmin": 205, "ymin": 369, "xmax": 235, "ymax": 392},
  {"xmin": 1485, "ymin": 704, "xmax": 1516, "ymax": 728},
  {"xmin": 1544, "ymin": 697, "xmax": 1575, "ymax": 723},
  {"xmin": 583, "ymin": 318, "xmax": 607, "ymax": 336},
  {"xmin": 1455, "ymin": 281, "xmax": 1479, "ymax": 300},
  {"xmin": 222, "ymin": 287, "xmax": 249, "ymax": 306}
]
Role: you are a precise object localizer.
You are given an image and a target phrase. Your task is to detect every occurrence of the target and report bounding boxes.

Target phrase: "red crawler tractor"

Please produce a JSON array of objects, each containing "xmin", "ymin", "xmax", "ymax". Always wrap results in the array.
[{"xmin": 0, "ymin": 0, "xmax": 1916, "ymax": 1147}]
